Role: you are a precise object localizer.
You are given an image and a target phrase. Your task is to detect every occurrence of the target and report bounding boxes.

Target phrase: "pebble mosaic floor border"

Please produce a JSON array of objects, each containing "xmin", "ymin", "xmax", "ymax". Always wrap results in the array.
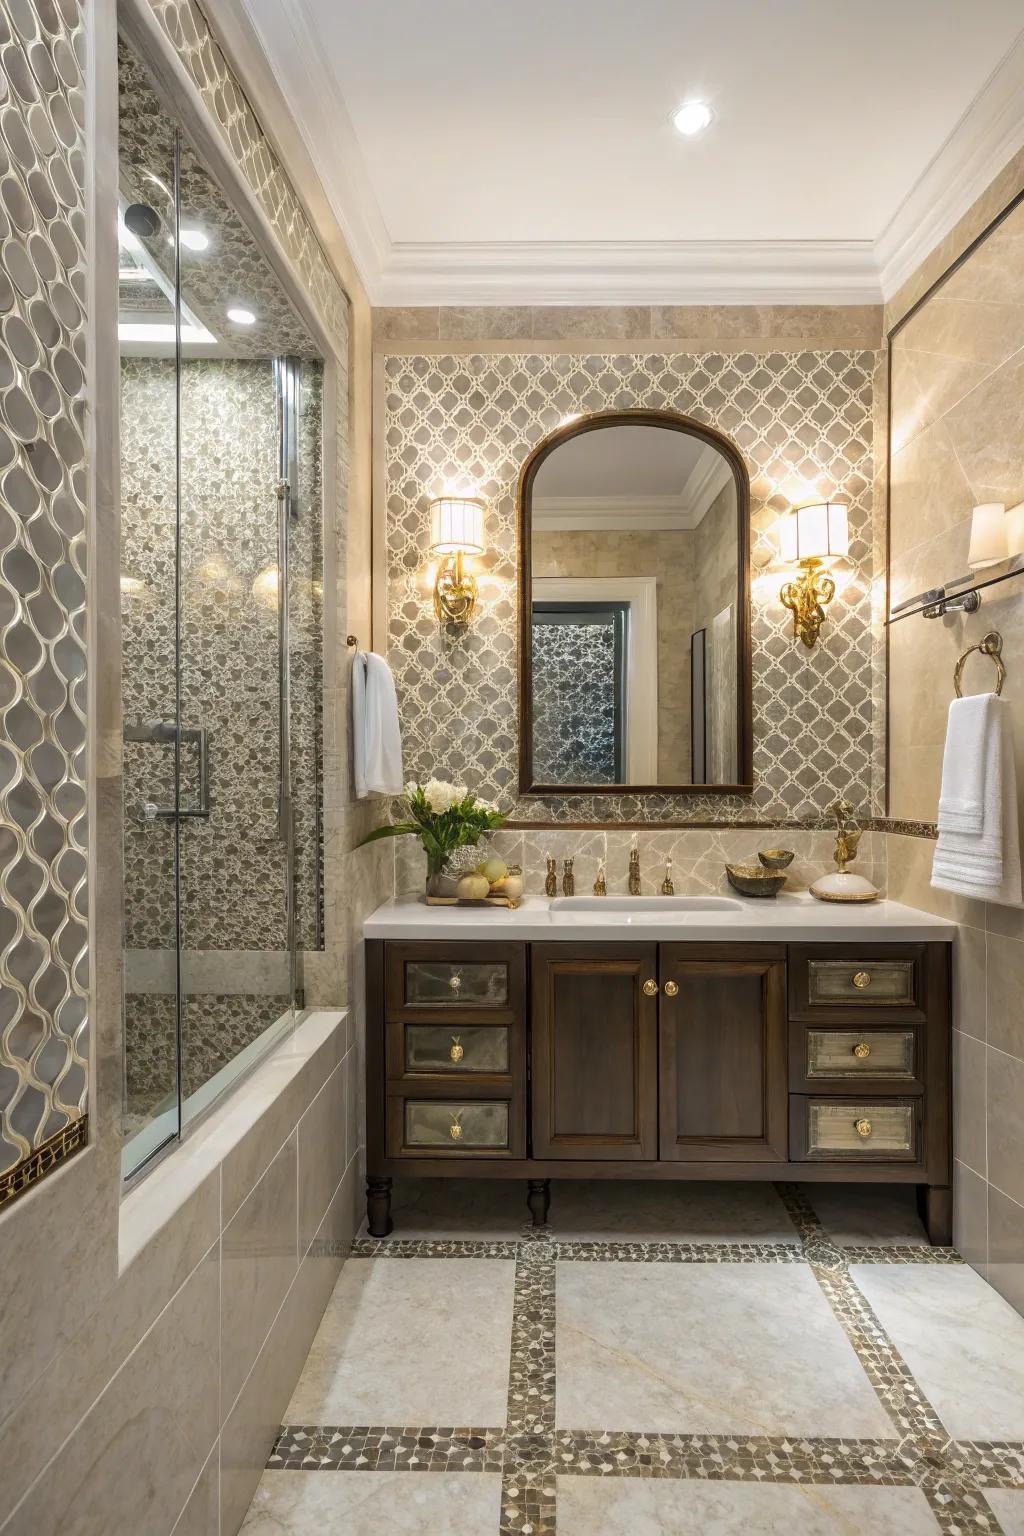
[{"xmin": 268, "ymin": 1186, "xmax": 1023, "ymax": 1534}]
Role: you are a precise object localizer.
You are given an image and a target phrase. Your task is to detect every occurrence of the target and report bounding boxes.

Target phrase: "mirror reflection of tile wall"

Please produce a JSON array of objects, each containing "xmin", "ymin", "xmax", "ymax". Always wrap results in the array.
[{"xmin": 383, "ymin": 348, "xmax": 880, "ymax": 823}]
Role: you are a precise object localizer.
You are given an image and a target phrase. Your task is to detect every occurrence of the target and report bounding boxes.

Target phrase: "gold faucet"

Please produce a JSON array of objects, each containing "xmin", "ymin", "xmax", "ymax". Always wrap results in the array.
[
  {"xmin": 661, "ymin": 859, "xmax": 675, "ymax": 896},
  {"xmin": 628, "ymin": 844, "xmax": 641, "ymax": 895},
  {"xmin": 593, "ymin": 862, "xmax": 607, "ymax": 896},
  {"xmin": 544, "ymin": 855, "xmax": 557, "ymax": 898},
  {"xmin": 562, "ymin": 857, "xmax": 575, "ymax": 897}
]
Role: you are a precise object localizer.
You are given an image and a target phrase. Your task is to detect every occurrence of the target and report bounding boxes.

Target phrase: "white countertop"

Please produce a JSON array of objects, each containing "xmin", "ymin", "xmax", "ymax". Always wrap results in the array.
[{"xmin": 364, "ymin": 891, "xmax": 956, "ymax": 943}]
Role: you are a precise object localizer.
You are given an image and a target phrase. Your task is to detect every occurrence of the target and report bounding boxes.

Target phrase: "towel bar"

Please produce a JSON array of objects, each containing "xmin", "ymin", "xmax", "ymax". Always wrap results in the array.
[{"xmin": 953, "ymin": 631, "xmax": 1006, "ymax": 697}]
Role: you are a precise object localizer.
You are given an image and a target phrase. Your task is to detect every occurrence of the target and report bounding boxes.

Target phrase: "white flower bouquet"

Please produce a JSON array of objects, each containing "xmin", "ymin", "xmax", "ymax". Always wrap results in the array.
[{"xmin": 359, "ymin": 779, "xmax": 505, "ymax": 893}]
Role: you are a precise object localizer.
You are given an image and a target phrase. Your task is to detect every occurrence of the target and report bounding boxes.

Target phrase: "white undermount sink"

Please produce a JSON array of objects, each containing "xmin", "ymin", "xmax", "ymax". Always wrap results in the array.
[{"xmin": 548, "ymin": 895, "xmax": 742, "ymax": 914}]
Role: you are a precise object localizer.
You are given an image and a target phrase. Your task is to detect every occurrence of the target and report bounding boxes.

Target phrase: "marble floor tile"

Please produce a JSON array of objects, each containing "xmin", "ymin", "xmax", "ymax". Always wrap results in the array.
[
  {"xmin": 851, "ymin": 1263, "xmax": 1024, "ymax": 1439},
  {"xmin": 801, "ymin": 1182, "xmax": 928, "ymax": 1246},
  {"xmin": 547, "ymin": 1180, "xmax": 797, "ymax": 1242},
  {"xmin": 985, "ymin": 1490, "xmax": 1024, "ymax": 1536},
  {"xmin": 240, "ymin": 1470, "xmax": 502, "ymax": 1533},
  {"xmin": 284, "ymin": 1257, "xmax": 515, "ymax": 1426},
  {"xmin": 555, "ymin": 1262, "xmax": 892, "ymax": 1436},
  {"xmin": 556, "ymin": 1477, "xmax": 940, "ymax": 1535},
  {"xmin": 366, "ymin": 1177, "xmax": 529, "ymax": 1240}
]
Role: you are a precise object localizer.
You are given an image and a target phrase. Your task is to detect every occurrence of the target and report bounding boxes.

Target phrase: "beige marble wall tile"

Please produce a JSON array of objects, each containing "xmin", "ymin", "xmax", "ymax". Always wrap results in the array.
[
  {"xmin": 888, "ymin": 414, "xmax": 975, "ymax": 564},
  {"xmin": 373, "ymin": 306, "xmax": 440, "ymax": 342},
  {"xmin": 529, "ymin": 305, "xmax": 650, "ymax": 339},
  {"xmin": 900, "ymin": 292, "xmax": 1024, "ymax": 372},
  {"xmin": 988, "ymin": 1185, "xmax": 1024, "ymax": 1317},
  {"xmin": 440, "ymin": 306, "xmax": 533, "ymax": 342},
  {"xmin": 222, "ymin": 1135, "xmax": 300, "ymax": 1415},
  {"xmin": 940, "ymin": 351, "xmax": 1024, "ymax": 506},
  {"xmin": 297, "ymin": 1061, "xmax": 348, "ymax": 1254},
  {"xmin": 884, "ymin": 833, "xmax": 989, "ymax": 931},
  {"xmin": 987, "ymin": 933, "xmax": 1024, "ymax": 1062},
  {"xmin": 988, "ymin": 1048, "xmax": 1024, "ymax": 1209},
  {"xmin": 954, "ymin": 1160, "xmax": 989, "ymax": 1274},
  {"xmin": 955, "ymin": 923, "xmax": 987, "ymax": 1041},
  {"xmin": 171, "ymin": 1446, "xmax": 219, "ymax": 1536},
  {"xmin": 522, "ymin": 828, "xmax": 606, "ymax": 896},
  {"xmin": 4, "ymin": 1248, "xmax": 220, "ymax": 1536},
  {"xmin": 954, "ymin": 1030, "xmax": 987, "ymax": 1178}
]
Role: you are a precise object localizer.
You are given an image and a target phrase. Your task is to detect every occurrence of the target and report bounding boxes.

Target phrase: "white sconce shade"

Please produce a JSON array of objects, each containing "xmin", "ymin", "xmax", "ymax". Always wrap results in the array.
[
  {"xmin": 968, "ymin": 502, "xmax": 1007, "ymax": 569},
  {"xmin": 428, "ymin": 496, "xmax": 486, "ymax": 556},
  {"xmin": 780, "ymin": 501, "xmax": 849, "ymax": 566},
  {"xmin": 1005, "ymin": 500, "xmax": 1024, "ymax": 560}
]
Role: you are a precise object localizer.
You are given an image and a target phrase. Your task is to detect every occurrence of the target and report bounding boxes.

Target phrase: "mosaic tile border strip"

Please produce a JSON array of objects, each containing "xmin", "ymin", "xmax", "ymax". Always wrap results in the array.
[
  {"xmin": 872, "ymin": 818, "xmax": 939, "ymax": 840},
  {"xmin": 268, "ymin": 1192, "xmax": 1020, "ymax": 1535},
  {"xmin": 0, "ymin": 1116, "xmax": 89, "ymax": 1212}
]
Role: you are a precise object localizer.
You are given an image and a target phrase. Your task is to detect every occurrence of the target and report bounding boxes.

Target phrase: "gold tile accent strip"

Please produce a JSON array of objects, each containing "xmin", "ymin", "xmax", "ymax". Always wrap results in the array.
[{"xmin": 0, "ymin": 1117, "xmax": 89, "ymax": 1213}]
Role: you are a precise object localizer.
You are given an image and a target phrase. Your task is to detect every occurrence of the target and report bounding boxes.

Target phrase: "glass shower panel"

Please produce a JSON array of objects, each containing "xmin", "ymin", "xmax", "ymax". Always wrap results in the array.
[{"xmin": 117, "ymin": 41, "xmax": 181, "ymax": 1166}]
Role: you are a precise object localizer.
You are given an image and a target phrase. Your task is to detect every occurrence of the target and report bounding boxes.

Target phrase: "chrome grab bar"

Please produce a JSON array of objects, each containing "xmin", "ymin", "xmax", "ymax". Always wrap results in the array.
[{"xmin": 124, "ymin": 719, "xmax": 210, "ymax": 819}]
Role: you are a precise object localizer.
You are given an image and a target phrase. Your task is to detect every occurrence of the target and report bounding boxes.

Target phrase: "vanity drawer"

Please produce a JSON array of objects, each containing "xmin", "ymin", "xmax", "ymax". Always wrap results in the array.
[
  {"xmin": 387, "ymin": 1097, "xmax": 516, "ymax": 1157},
  {"xmin": 790, "ymin": 1096, "xmax": 920, "ymax": 1162},
  {"xmin": 402, "ymin": 1023, "xmax": 510, "ymax": 1076},
  {"xmin": 385, "ymin": 942, "xmax": 526, "ymax": 1024},
  {"xmin": 788, "ymin": 945, "xmax": 927, "ymax": 1024},
  {"xmin": 792, "ymin": 1027, "xmax": 921, "ymax": 1092}
]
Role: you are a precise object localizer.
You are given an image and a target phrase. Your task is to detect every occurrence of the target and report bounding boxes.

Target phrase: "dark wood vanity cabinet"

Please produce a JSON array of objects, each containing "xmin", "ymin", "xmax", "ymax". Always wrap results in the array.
[{"xmin": 366, "ymin": 937, "xmax": 952, "ymax": 1243}]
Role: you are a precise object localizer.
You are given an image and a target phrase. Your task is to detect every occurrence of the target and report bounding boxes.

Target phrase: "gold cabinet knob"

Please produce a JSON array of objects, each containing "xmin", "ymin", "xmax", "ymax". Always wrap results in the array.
[
  {"xmin": 854, "ymin": 1117, "xmax": 872, "ymax": 1138},
  {"xmin": 449, "ymin": 972, "xmax": 463, "ymax": 992},
  {"xmin": 664, "ymin": 980, "xmax": 679, "ymax": 998},
  {"xmin": 642, "ymin": 978, "xmax": 659, "ymax": 997},
  {"xmin": 853, "ymin": 971, "xmax": 872, "ymax": 989},
  {"xmin": 449, "ymin": 1115, "xmax": 464, "ymax": 1141},
  {"xmin": 853, "ymin": 1042, "xmax": 871, "ymax": 1060},
  {"xmin": 449, "ymin": 1036, "xmax": 464, "ymax": 1063}
]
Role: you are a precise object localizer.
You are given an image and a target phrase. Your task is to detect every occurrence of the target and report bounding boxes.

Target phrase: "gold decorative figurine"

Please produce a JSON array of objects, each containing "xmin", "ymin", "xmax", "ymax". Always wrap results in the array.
[
  {"xmin": 562, "ymin": 857, "xmax": 575, "ymax": 897},
  {"xmin": 544, "ymin": 855, "xmax": 557, "ymax": 898},
  {"xmin": 628, "ymin": 844, "xmax": 641, "ymax": 895},
  {"xmin": 810, "ymin": 797, "xmax": 879, "ymax": 903},
  {"xmin": 660, "ymin": 859, "xmax": 675, "ymax": 896},
  {"xmin": 593, "ymin": 862, "xmax": 607, "ymax": 896}
]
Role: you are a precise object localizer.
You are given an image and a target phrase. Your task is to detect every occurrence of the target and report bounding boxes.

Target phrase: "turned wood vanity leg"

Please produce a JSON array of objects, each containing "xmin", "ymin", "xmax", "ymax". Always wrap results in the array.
[
  {"xmin": 918, "ymin": 1184, "xmax": 952, "ymax": 1246},
  {"xmin": 527, "ymin": 1178, "xmax": 551, "ymax": 1227},
  {"xmin": 366, "ymin": 1176, "xmax": 394, "ymax": 1238}
]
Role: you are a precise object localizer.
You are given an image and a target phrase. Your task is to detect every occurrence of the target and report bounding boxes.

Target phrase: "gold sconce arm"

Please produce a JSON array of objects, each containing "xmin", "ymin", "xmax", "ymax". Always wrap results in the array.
[
  {"xmin": 434, "ymin": 549, "xmax": 478, "ymax": 625},
  {"xmin": 780, "ymin": 558, "xmax": 836, "ymax": 649}
]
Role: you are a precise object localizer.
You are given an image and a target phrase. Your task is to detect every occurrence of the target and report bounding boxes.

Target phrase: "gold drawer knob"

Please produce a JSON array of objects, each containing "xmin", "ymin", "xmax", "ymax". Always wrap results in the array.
[
  {"xmin": 449, "ymin": 1036, "xmax": 464, "ymax": 1063},
  {"xmin": 664, "ymin": 980, "xmax": 679, "ymax": 998},
  {"xmin": 642, "ymin": 978, "xmax": 659, "ymax": 997},
  {"xmin": 449, "ymin": 1114, "xmax": 464, "ymax": 1141},
  {"xmin": 855, "ymin": 1117, "xmax": 872, "ymax": 1138},
  {"xmin": 853, "ymin": 971, "xmax": 872, "ymax": 989},
  {"xmin": 853, "ymin": 1042, "xmax": 871, "ymax": 1060}
]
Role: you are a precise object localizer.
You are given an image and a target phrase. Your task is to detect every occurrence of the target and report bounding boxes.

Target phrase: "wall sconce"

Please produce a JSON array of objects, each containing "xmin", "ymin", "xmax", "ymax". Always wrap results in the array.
[
  {"xmin": 428, "ymin": 496, "xmax": 485, "ymax": 625},
  {"xmin": 968, "ymin": 503, "xmax": 1008, "ymax": 569},
  {"xmin": 779, "ymin": 500, "xmax": 849, "ymax": 648}
]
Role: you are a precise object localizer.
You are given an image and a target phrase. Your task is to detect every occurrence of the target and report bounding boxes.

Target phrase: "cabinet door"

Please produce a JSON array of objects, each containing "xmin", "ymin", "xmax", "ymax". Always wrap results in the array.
[
  {"xmin": 531, "ymin": 945, "xmax": 658, "ymax": 1159},
  {"xmin": 659, "ymin": 946, "xmax": 787, "ymax": 1161}
]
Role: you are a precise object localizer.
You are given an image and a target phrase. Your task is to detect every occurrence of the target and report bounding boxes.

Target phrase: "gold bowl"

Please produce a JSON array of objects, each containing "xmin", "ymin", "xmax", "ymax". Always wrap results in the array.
[
  {"xmin": 758, "ymin": 848, "xmax": 795, "ymax": 871},
  {"xmin": 725, "ymin": 862, "xmax": 787, "ymax": 898}
]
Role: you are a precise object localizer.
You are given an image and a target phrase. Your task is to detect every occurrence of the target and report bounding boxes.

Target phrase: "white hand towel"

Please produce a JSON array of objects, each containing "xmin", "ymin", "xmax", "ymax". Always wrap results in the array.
[
  {"xmin": 937, "ymin": 693, "xmax": 996, "ymax": 834},
  {"xmin": 932, "ymin": 693, "xmax": 1022, "ymax": 906},
  {"xmin": 352, "ymin": 649, "xmax": 404, "ymax": 798}
]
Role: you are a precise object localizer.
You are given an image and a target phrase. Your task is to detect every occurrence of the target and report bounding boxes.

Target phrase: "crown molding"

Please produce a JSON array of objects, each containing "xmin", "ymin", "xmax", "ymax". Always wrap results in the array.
[
  {"xmin": 534, "ymin": 493, "xmax": 702, "ymax": 532},
  {"xmin": 682, "ymin": 449, "xmax": 734, "ymax": 522},
  {"xmin": 374, "ymin": 239, "xmax": 880, "ymax": 306},
  {"xmin": 875, "ymin": 29, "xmax": 1024, "ymax": 301}
]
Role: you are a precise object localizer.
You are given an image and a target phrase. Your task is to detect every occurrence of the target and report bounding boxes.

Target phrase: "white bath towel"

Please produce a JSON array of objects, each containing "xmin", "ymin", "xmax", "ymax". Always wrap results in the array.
[
  {"xmin": 932, "ymin": 693, "xmax": 1022, "ymax": 906},
  {"xmin": 937, "ymin": 693, "xmax": 996, "ymax": 834},
  {"xmin": 352, "ymin": 649, "xmax": 404, "ymax": 798}
]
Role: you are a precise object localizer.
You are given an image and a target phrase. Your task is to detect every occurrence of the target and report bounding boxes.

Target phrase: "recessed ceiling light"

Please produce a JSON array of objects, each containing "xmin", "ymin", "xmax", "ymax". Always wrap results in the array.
[
  {"xmin": 226, "ymin": 306, "xmax": 256, "ymax": 325},
  {"xmin": 178, "ymin": 227, "xmax": 209, "ymax": 251},
  {"xmin": 672, "ymin": 101, "xmax": 713, "ymax": 137}
]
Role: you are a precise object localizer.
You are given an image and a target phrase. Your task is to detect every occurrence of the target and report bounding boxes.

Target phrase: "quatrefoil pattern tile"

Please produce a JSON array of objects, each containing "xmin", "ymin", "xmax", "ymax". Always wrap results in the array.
[
  {"xmin": 0, "ymin": 0, "xmax": 90, "ymax": 1177},
  {"xmin": 383, "ymin": 349, "xmax": 879, "ymax": 823}
]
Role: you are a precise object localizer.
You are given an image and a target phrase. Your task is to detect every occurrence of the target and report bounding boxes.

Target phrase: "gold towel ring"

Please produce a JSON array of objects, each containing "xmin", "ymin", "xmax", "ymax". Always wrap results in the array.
[{"xmin": 954, "ymin": 631, "xmax": 1006, "ymax": 698}]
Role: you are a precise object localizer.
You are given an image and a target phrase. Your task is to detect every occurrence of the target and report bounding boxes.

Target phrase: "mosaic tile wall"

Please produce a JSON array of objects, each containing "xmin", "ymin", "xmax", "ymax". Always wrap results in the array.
[
  {"xmin": 531, "ymin": 619, "xmax": 619, "ymax": 783},
  {"xmin": 0, "ymin": 0, "xmax": 90, "ymax": 1185},
  {"xmin": 383, "ymin": 349, "xmax": 878, "ymax": 824}
]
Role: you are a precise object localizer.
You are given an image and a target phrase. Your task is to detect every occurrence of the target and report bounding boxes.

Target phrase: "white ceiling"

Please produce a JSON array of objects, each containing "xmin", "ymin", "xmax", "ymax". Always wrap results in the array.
[
  {"xmin": 533, "ymin": 426, "xmax": 733, "ymax": 530},
  {"xmin": 237, "ymin": 0, "xmax": 1024, "ymax": 303}
]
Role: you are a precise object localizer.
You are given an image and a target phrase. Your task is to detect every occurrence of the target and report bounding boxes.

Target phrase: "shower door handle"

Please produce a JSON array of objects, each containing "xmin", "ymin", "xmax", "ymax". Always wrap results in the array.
[{"xmin": 125, "ymin": 721, "xmax": 210, "ymax": 819}]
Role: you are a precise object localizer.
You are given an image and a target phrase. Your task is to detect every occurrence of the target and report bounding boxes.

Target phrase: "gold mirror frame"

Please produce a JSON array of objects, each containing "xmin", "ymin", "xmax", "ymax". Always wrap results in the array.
[{"xmin": 516, "ymin": 408, "xmax": 753, "ymax": 797}]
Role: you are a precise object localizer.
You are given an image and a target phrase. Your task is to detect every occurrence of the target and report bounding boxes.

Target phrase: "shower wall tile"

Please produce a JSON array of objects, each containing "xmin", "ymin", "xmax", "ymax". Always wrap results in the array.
[
  {"xmin": 0, "ymin": 0, "xmax": 90, "ymax": 1191},
  {"xmin": 383, "ymin": 348, "xmax": 878, "ymax": 825}
]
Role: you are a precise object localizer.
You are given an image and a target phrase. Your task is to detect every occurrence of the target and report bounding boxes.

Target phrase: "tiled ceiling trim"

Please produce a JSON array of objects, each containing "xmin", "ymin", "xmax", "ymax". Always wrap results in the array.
[
  {"xmin": 384, "ymin": 348, "xmax": 878, "ymax": 824},
  {"xmin": 0, "ymin": 0, "xmax": 90, "ymax": 1198}
]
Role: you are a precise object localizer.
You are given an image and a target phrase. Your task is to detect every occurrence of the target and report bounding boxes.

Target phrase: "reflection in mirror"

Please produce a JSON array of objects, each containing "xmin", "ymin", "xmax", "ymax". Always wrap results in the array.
[{"xmin": 520, "ymin": 415, "xmax": 749, "ymax": 792}]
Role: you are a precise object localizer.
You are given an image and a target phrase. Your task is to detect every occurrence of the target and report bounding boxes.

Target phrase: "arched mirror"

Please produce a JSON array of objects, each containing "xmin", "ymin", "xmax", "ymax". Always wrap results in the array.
[{"xmin": 517, "ymin": 410, "xmax": 752, "ymax": 794}]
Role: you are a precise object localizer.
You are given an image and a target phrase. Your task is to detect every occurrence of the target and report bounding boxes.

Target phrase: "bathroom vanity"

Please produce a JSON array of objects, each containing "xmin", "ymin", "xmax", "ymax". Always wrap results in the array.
[{"xmin": 363, "ymin": 896, "xmax": 955, "ymax": 1243}]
